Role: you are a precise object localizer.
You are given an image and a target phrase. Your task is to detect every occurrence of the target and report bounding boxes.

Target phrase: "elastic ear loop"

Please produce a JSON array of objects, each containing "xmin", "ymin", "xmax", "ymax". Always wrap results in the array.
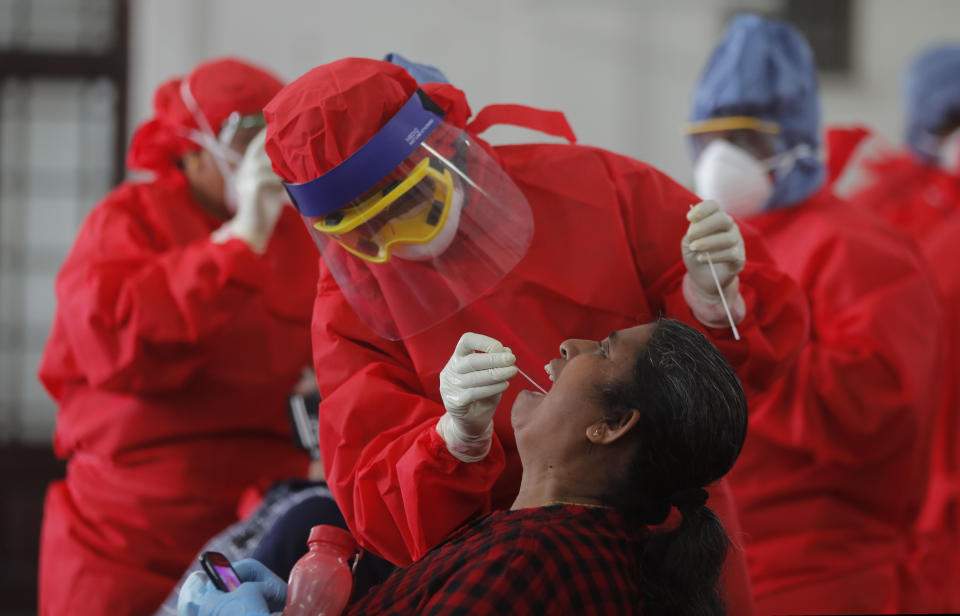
[
  {"xmin": 218, "ymin": 111, "xmax": 241, "ymax": 152},
  {"xmin": 178, "ymin": 78, "xmax": 242, "ymax": 167},
  {"xmin": 765, "ymin": 142, "xmax": 817, "ymax": 176}
]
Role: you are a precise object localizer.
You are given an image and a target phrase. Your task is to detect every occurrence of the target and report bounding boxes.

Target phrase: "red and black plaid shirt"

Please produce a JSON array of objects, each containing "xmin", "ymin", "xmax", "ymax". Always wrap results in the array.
[{"xmin": 346, "ymin": 504, "xmax": 645, "ymax": 615}]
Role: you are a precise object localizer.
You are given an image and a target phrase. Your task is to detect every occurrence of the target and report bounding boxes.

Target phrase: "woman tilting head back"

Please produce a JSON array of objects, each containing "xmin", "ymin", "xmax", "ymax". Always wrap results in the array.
[
  {"xmin": 187, "ymin": 318, "xmax": 748, "ymax": 615},
  {"xmin": 512, "ymin": 317, "xmax": 748, "ymax": 615}
]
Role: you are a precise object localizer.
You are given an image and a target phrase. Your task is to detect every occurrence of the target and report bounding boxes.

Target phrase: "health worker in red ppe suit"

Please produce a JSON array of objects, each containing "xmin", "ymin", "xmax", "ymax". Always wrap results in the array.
[
  {"xmin": 826, "ymin": 44, "xmax": 960, "ymax": 610},
  {"xmin": 264, "ymin": 58, "xmax": 811, "ymax": 614},
  {"xmin": 688, "ymin": 15, "xmax": 945, "ymax": 615},
  {"xmin": 830, "ymin": 45, "xmax": 960, "ymax": 238},
  {"xmin": 37, "ymin": 58, "xmax": 318, "ymax": 615}
]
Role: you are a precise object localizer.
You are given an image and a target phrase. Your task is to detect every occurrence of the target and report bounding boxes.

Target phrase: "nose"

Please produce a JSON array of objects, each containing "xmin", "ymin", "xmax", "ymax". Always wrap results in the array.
[{"xmin": 559, "ymin": 338, "xmax": 593, "ymax": 360}]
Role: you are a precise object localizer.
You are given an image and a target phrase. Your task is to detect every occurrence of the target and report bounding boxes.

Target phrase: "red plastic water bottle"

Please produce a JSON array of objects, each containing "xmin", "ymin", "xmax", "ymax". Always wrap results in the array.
[{"xmin": 282, "ymin": 525, "xmax": 358, "ymax": 616}]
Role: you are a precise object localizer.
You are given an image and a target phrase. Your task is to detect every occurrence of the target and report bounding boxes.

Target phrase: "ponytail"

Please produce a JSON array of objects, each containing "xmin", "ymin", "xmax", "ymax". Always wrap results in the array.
[
  {"xmin": 598, "ymin": 319, "xmax": 748, "ymax": 616},
  {"xmin": 640, "ymin": 503, "xmax": 728, "ymax": 616}
]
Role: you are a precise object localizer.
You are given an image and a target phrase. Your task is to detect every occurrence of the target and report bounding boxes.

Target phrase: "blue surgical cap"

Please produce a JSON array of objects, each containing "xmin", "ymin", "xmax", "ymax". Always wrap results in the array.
[
  {"xmin": 904, "ymin": 45, "xmax": 960, "ymax": 162},
  {"xmin": 689, "ymin": 14, "xmax": 824, "ymax": 207},
  {"xmin": 381, "ymin": 52, "xmax": 449, "ymax": 86}
]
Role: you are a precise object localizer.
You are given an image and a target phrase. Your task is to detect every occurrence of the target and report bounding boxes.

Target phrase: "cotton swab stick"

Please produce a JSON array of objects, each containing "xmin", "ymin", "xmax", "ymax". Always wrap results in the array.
[
  {"xmin": 689, "ymin": 204, "xmax": 741, "ymax": 341},
  {"xmin": 516, "ymin": 366, "xmax": 548, "ymax": 394},
  {"xmin": 703, "ymin": 250, "xmax": 741, "ymax": 340}
]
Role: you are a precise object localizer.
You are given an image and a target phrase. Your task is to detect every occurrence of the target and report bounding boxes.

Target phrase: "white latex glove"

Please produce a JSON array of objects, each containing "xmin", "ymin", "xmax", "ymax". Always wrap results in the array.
[
  {"xmin": 681, "ymin": 200, "xmax": 747, "ymax": 328},
  {"xmin": 212, "ymin": 127, "xmax": 286, "ymax": 254},
  {"xmin": 436, "ymin": 333, "xmax": 517, "ymax": 463}
]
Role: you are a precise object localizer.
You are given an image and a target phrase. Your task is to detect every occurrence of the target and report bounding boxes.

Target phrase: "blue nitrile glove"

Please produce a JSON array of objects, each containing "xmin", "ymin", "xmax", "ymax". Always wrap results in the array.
[
  {"xmin": 177, "ymin": 570, "xmax": 211, "ymax": 616},
  {"xmin": 232, "ymin": 559, "xmax": 288, "ymax": 608},
  {"xmin": 178, "ymin": 559, "xmax": 287, "ymax": 616},
  {"xmin": 198, "ymin": 582, "xmax": 271, "ymax": 616}
]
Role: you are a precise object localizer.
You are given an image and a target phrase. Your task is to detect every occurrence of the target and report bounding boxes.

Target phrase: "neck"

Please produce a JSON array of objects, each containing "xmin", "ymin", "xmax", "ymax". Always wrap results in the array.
[{"xmin": 511, "ymin": 459, "xmax": 612, "ymax": 511}]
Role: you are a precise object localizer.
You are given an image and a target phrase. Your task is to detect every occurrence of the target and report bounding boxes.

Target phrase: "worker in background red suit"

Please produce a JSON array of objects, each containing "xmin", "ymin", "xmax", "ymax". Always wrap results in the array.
[
  {"xmin": 263, "ymin": 58, "xmax": 811, "ymax": 615},
  {"xmin": 36, "ymin": 58, "xmax": 318, "ymax": 615},
  {"xmin": 688, "ymin": 15, "xmax": 945, "ymax": 614},
  {"xmin": 825, "ymin": 44, "xmax": 960, "ymax": 611}
]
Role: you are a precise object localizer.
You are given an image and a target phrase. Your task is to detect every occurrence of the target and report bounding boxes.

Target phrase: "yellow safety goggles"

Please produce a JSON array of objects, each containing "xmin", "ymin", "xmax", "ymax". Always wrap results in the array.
[
  {"xmin": 313, "ymin": 157, "xmax": 455, "ymax": 263},
  {"xmin": 685, "ymin": 116, "xmax": 781, "ymax": 136}
]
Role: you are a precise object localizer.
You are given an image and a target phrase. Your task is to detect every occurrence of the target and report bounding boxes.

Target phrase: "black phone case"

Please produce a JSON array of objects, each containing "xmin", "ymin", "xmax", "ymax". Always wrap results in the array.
[{"xmin": 199, "ymin": 551, "xmax": 234, "ymax": 592}]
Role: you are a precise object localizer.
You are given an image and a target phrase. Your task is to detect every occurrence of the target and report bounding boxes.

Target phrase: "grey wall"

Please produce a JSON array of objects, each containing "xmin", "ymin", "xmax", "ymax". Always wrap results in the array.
[
  {"xmin": 8, "ymin": 0, "xmax": 960, "ymax": 442},
  {"xmin": 129, "ymin": 0, "xmax": 960, "ymax": 182}
]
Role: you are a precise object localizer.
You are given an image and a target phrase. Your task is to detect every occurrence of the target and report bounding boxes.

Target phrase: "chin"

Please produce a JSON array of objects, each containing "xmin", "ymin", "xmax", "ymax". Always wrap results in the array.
[{"xmin": 510, "ymin": 389, "xmax": 545, "ymax": 430}]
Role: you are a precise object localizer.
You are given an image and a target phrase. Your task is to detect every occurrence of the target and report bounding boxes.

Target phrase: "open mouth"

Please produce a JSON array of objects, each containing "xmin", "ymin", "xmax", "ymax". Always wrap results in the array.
[{"xmin": 545, "ymin": 358, "xmax": 562, "ymax": 384}]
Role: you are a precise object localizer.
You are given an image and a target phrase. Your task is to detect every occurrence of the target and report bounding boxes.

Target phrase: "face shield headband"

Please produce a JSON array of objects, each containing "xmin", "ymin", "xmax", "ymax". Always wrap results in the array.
[{"xmin": 283, "ymin": 89, "xmax": 446, "ymax": 218}]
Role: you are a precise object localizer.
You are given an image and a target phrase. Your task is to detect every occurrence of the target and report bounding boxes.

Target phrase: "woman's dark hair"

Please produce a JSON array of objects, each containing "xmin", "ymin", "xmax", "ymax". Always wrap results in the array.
[{"xmin": 600, "ymin": 318, "xmax": 749, "ymax": 616}]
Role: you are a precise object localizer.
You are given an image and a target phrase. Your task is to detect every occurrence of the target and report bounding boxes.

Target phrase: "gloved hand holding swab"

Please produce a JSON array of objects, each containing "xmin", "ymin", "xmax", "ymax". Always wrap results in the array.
[{"xmin": 687, "ymin": 203, "xmax": 742, "ymax": 340}]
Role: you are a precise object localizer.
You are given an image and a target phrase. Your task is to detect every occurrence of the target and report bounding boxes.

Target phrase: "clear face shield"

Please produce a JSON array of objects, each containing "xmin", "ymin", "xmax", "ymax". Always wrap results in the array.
[
  {"xmin": 179, "ymin": 79, "xmax": 266, "ymax": 211},
  {"xmin": 284, "ymin": 89, "xmax": 534, "ymax": 340}
]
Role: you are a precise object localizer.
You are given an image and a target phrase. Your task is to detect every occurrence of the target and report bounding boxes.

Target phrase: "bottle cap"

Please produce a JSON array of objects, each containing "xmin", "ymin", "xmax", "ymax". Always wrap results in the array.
[{"xmin": 307, "ymin": 525, "xmax": 357, "ymax": 557}]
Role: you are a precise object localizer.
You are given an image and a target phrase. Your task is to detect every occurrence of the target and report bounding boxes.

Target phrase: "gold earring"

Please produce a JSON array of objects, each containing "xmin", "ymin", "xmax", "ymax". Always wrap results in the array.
[{"xmin": 592, "ymin": 427, "xmax": 603, "ymax": 438}]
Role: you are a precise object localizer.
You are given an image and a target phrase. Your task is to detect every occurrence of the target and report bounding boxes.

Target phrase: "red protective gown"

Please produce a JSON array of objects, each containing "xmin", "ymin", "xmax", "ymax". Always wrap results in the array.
[
  {"xmin": 727, "ymin": 189, "xmax": 943, "ymax": 614},
  {"xmin": 827, "ymin": 126, "xmax": 960, "ymax": 609},
  {"xmin": 827, "ymin": 124, "xmax": 960, "ymax": 236},
  {"xmin": 824, "ymin": 124, "xmax": 872, "ymax": 184},
  {"xmin": 37, "ymin": 174, "xmax": 317, "ymax": 615},
  {"xmin": 312, "ymin": 142, "xmax": 810, "ymax": 615},
  {"xmin": 909, "ymin": 215, "xmax": 960, "ymax": 611}
]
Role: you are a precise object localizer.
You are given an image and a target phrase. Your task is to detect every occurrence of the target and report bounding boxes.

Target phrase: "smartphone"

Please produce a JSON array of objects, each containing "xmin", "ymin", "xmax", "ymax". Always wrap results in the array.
[{"xmin": 199, "ymin": 551, "xmax": 242, "ymax": 592}]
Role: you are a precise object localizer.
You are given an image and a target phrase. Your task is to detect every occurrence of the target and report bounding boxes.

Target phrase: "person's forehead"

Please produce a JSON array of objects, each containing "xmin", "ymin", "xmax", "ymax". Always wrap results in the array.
[{"xmin": 613, "ymin": 323, "xmax": 656, "ymax": 351}]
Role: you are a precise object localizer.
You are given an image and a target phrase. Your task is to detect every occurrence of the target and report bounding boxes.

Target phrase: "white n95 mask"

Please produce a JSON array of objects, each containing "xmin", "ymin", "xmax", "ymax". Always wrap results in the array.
[{"xmin": 693, "ymin": 139, "xmax": 774, "ymax": 219}]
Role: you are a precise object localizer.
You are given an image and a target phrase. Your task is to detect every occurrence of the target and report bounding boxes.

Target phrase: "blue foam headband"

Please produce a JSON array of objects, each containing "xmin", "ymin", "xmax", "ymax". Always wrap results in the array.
[{"xmin": 284, "ymin": 89, "xmax": 446, "ymax": 217}]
